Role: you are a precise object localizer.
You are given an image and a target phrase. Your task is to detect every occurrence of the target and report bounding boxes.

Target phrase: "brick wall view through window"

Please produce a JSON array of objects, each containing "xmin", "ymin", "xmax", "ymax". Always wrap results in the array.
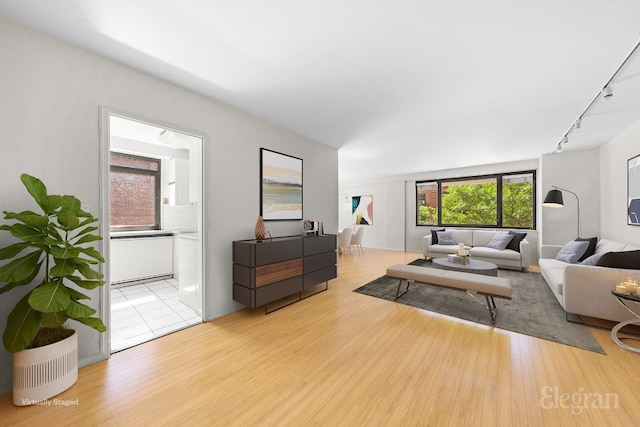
[{"xmin": 110, "ymin": 152, "xmax": 161, "ymax": 230}]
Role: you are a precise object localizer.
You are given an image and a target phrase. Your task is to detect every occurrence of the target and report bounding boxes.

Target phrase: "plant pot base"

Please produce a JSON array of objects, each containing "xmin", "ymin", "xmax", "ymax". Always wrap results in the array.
[{"xmin": 12, "ymin": 331, "xmax": 78, "ymax": 406}]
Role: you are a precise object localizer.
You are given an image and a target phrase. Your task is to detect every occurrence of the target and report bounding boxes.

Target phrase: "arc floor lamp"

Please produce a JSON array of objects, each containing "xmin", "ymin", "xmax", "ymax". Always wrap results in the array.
[{"xmin": 543, "ymin": 186, "xmax": 581, "ymax": 238}]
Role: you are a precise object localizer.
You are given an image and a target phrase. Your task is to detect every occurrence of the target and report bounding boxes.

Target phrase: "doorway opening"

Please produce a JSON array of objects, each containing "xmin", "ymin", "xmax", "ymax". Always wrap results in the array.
[{"xmin": 102, "ymin": 110, "xmax": 205, "ymax": 353}]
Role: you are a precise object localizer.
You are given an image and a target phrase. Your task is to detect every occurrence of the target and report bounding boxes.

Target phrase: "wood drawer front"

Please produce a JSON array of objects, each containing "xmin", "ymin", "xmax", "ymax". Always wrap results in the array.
[
  {"xmin": 255, "ymin": 277, "xmax": 303, "ymax": 306},
  {"xmin": 304, "ymin": 266, "xmax": 337, "ymax": 289},
  {"xmin": 256, "ymin": 258, "xmax": 303, "ymax": 287},
  {"xmin": 304, "ymin": 252, "xmax": 336, "ymax": 273}
]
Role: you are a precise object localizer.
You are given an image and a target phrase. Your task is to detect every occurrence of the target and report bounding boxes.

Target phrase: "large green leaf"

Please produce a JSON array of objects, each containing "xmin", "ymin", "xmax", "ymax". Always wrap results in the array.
[
  {"xmin": 76, "ymin": 262, "xmax": 104, "ymax": 280},
  {"xmin": 50, "ymin": 245, "xmax": 80, "ymax": 259},
  {"xmin": 0, "ymin": 242, "xmax": 30, "ymax": 260},
  {"xmin": 0, "ymin": 250, "xmax": 42, "ymax": 283},
  {"xmin": 57, "ymin": 210, "xmax": 80, "ymax": 230},
  {"xmin": 28, "ymin": 280, "xmax": 71, "ymax": 313},
  {"xmin": 78, "ymin": 246, "xmax": 105, "ymax": 263},
  {"xmin": 20, "ymin": 174, "xmax": 49, "ymax": 213},
  {"xmin": 3, "ymin": 211, "xmax": 49, "ymax": 229},
  {"xmin": 5, "ymin": 223, "xmax": 48, "ymax": 244},
  {"xmin": 2, "ymin": 293, "xmax": 41, "ymax": 353},
  {"xmin": 68, "ymin": 275, "xmax": 105, "ymax": 290},
  {"xmin": 50, "ymin": 257, "xmax": 77, "ymax": 277},
  {"xmin": 74, "ymin": 316, "xmax": 107, "ymax": 333},
  {"xmin": 66, "ymin": 285, "xmax": 90, "ymax": 300},
  {"xmin": 75, "ymin": 233, "xmax": 102, "ymax": 245},
  {"xmin": 66, "ymin": 300, "xmax": 96, "ymax": 318},
  {"xmin": 41, "ymin": 311, "xmax": 68, "ymax": 328}
]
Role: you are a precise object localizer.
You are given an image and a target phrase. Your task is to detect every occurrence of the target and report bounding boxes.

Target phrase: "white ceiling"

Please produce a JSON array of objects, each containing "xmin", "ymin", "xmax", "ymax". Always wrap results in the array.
[{"xmin": 2, "ymin": 0, "xmax": 640, "ymax": 182}]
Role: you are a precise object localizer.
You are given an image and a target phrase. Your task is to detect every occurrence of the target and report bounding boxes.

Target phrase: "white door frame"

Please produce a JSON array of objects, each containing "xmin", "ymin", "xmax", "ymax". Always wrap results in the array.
[{"xmin": 98, "ymin": 106, "xmax": 207, "ymax": 358}]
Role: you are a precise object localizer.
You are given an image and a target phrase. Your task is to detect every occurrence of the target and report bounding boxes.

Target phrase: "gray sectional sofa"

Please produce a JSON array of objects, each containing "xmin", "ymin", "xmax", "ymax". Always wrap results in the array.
[
  {"xmin": 539, "ymin": 238, "xmax": 640, "ymax": 323},
  {"xmin": 423, "ymin": 229, "xmax": 530, "ymax": 271}
]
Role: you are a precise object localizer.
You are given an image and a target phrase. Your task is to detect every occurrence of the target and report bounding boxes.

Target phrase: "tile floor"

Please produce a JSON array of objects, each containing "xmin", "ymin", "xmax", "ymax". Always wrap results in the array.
[{"xmin": 110, "ymin": 278, "xmax": 201, "ymax": 352}]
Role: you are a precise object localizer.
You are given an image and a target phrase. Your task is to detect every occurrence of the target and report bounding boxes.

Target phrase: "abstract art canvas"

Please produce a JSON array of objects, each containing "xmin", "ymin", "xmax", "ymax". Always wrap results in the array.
[
  {"xmin": 629, "ymin": 154, "xmax": 640, "ymax": 225},
  {"xmin": 261, "ymin": 148, "xmax": 303, "ymax": 220},
  {"xmin": 352, "ymin": 195, "xmax": 373, "ymax": 225}
]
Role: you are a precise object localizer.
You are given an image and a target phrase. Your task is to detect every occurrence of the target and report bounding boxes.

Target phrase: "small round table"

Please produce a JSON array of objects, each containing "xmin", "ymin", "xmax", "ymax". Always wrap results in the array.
[
  {"xmin": 611, "ymin": 290, "xmax": 640, "ymax": 354},
  {"xmin": 432, "ymin": 257, "xmax": 498, "ymax": 277}
]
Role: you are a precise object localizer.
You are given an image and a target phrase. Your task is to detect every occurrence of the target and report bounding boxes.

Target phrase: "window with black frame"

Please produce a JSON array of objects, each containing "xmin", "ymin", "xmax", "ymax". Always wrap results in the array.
[
  {"xmin": 416, "ymin": 171, "xmax": 535, "ymax": 229},
  {"xmin": 110, "ymin": 152, "xmax": 161, "ymax": 231}
]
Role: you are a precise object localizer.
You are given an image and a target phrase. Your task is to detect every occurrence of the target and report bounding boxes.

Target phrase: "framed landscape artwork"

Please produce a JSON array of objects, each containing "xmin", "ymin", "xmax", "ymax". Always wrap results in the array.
[
  {"xmin": 352, "ymin": 195, "xmax": 373, "ymax": 225},
  {"xmin": 629, "ymin": 154, "xmax": 640, "ymax": 225},
  {"xmin": 260, "ymin": 148, "xmax": 303, "ymax": 220}
]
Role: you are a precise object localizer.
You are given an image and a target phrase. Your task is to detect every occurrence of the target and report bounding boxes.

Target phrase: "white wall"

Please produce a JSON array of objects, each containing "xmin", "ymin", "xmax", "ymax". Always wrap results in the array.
[
  {"xmin": 600, "ymin": 118, "xmax": 640, "ymax": 245},
  {"xmin": 0, "ymin": 18, "xmax": 338, "ymax": 392},
  {"xmin": 339, "ymin": 180, "xmax": 405, "ymax": 251},
  {"xmin": 539, "ymin": 149, "xmax": 601, "ymax": 245}
]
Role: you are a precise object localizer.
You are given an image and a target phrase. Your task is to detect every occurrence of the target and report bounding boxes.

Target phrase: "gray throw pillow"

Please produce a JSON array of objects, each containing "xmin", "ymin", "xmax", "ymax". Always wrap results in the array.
[
  {"xmin": 581, "ymin": 253, "xmax": 605, "ymax": 266},
  {"xmin": 436, "ymin": 231, "xmax": 455, "ymax": 245},
  {"xmin": 486, "ymin": 233, "xmax": 514, "ymax": 250},
  {"xmin": 556, "ymin": 240, "xmax": 590, "ymax": 263}
]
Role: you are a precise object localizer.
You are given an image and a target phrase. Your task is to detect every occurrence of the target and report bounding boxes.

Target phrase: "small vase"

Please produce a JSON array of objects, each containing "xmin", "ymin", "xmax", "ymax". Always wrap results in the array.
[{"xmin": 255, "ymin": 216, "xmax": 268, "ymax": 240}]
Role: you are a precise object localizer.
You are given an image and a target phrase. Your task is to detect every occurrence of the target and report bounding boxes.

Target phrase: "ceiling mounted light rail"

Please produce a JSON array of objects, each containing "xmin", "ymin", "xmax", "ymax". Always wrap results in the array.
[{"xmin": 552, "ymin": 37, "xmax": 640, "ymax": 153}]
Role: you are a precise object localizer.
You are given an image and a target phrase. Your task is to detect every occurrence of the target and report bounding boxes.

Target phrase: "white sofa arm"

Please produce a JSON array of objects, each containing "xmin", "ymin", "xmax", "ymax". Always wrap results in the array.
[
  {"xmin": 564, "ymin": 264, "xmax": 640, "ymax": 322},
  {"xmin": 423, "ymin": 234, "xmax": 433, "ymax": 258},
  {"xmin": 519, "ymin": 239, "xmax": 531, "ymax": 269},
  {"xmin": 541, "ymin": 244, "xmax": 563, "ymax": 259}
]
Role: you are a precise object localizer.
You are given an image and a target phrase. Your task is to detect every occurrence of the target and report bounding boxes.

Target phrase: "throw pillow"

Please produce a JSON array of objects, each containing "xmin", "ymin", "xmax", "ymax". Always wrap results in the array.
[
  {"xmin": 486, "ymin": 233, "xmax": 514, "ymax": 250},
  {"xmin": 430, "ymin": 228, "xmax": 445, "ymax": 244},
  {"xmin": 556, "ymin": 240, "xmax": 590, "ymax": 263},
  {"xmin": 506, "ymin": 231, "xmax": 527, "ymax": 252},
  {"xmin": 575, "ymin": 237, "xmax": 598, "ymax": 262},
  {"xmin": 436, "ymin": 231, "xmax": 455, "ymax": 245},
  {"xmin": 581, "ymin": 252, "xmax": 605, "ymax": 266},
  {"xmin": 596, "ymin": 250, "xmax": 640, "ymax": 269}
]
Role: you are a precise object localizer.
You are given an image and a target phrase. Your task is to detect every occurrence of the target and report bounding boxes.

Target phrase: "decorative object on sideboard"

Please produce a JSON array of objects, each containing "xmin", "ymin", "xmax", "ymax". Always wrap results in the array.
[
  {"xmin": 303, "ymin": 219, "xmax": 319, "ymax": 236},
  {"xmin": 255, "ymin": 216, "xmax": 271, "ymax": 241},
  {"xmin": 543, "ymin": 186, "xmax": 581, "ymax": 238}
]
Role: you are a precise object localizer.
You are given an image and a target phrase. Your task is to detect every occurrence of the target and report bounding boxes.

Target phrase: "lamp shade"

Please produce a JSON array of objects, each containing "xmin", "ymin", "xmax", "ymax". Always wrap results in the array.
[{"xmin": 543, "ymin": 189, "xmax": 564, "ymax": 207}]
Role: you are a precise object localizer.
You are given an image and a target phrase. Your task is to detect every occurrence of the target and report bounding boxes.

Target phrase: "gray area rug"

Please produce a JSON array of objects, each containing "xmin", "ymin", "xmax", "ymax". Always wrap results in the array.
[{"xmin": 354, "ymin": 259, "xmax": 604, "ymax": 354}]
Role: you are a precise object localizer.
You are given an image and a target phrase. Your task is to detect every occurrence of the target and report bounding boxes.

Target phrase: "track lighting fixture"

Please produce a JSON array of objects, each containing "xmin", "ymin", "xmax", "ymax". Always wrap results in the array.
[{"xmin": 549, "ymin": 37, "xmax": 639, "ymax": 154}]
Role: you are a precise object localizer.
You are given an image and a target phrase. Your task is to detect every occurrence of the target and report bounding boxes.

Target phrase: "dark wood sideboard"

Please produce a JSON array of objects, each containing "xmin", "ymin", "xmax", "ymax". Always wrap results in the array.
[{"xmin": 232, "ymin": 234, "xmax": 337, "ymax": 312}]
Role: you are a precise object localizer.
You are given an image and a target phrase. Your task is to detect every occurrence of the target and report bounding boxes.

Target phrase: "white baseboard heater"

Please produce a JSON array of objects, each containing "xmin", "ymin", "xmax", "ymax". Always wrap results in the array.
[{"xmin": 110, "ymin": 235, "xmax": 173, "ymax": 284}]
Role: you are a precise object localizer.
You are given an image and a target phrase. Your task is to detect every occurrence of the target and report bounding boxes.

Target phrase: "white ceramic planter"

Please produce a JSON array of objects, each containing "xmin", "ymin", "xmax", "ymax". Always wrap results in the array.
[{"xmin": 12, "ymin": 330, "xmax": 78, "ymax": 406}]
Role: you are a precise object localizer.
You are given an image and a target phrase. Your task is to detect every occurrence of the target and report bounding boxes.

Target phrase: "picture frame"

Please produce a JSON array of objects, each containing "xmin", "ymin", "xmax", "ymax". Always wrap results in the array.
[
  {"xmin": 629, "ymin": 154, "xmax": 640, "ymax": 225},
  {"xmin": 260, "ymin": 148, "xmax": 303, "ymax": 221},
  {"xmin": 352, "ymin": 195, "xmax": 373, "ymax": 225}
]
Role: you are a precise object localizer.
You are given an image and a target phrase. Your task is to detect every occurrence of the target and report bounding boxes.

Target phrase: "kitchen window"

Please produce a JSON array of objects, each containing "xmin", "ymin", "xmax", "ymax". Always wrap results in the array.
[{"xmin": 110, "ymin": 152, "xmax": 161, "ymax": 231}]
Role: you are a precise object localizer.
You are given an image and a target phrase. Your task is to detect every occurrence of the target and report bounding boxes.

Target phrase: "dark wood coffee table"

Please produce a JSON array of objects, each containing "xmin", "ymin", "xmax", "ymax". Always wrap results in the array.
[{"xmin": 432, "ymin": 257, "xmax": 498, "ymax": 277}]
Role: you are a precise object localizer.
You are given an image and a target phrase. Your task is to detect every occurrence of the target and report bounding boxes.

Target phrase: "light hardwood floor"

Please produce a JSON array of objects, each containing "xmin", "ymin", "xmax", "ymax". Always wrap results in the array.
[{"xmin": 2, "ymin": 248, "xmax": 639, "ymax": 426}]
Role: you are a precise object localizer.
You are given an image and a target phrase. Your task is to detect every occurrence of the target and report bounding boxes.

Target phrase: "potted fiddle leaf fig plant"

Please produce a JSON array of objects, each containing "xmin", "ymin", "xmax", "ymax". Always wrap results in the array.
[{"xmin": 0, "ymin": 174, "xmax": 106, "ymax": 405}]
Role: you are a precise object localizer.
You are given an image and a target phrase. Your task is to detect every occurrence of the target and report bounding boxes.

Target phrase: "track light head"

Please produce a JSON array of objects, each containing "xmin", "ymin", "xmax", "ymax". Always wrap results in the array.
[
  {"xmin": 561, "ymin": 136, "xmax": 568, "ymax": 144},
  {"xmin": 603, "ymin": 86, "xmax": 613, "ymax": 100},
  {"xmin": 573, "ymin": 119, "xmax": 581, "ymax": 132}
]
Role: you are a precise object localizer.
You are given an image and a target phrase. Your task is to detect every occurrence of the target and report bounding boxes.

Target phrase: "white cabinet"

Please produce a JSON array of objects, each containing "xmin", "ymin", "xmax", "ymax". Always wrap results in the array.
[
  {"xmin": 178, "ymin": 234, "xmax": 201, "ymax": 314},
  {"xmin": 110, "ymin": 236, "xmax": 173, "ymax": 284}
]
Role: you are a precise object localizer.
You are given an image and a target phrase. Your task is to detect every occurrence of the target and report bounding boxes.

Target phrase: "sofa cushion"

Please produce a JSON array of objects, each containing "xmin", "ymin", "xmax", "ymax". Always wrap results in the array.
[
  {"xmin": 472, "ymin": 230, "xmax": 499, "ymax": 247},
  {"xmin": 556, "ymin": 240, "xmax": 589, "ymax": 264},
  {"xmin": 447, "ymin": 229, "xmax": 473, "ymax": 245},
  {"xmin": 575, "ymin": 237, "xmax": 597, "ymax": 262},
  {"xmin": 436, "ymin": 231, "xmax": 454, "ymax": 245},
  {"xmin": 486, "ymin": 233, "xmax": 514, "ymax": 250},
  {"xmin": 506, "ymin": 231, "xmax": 527, "ymax": 252},
  {"xmin": 538, "ymin": 257, "xmax": 567, "ymax": 271},
  {"xmin": 580, "ymin": 252, "xmax": 605, "ymax": 266},
  {"xmin": 429, "ymin": 245, "xmax": 460, "ymax": 255},
  {"xmin": 470, "ymin": 246, "xmax": 521, "ymax": 261},
  {"xmin": 595, "ymin": 239, "xmax": 627, "ymax": 254},
  {"xmin": 596, "ymin": 250, "xmax": 640, "ymax": 269},
  {"xmin": 430, "ymin": 228, "xmax": 445, "ymax": 244}
]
